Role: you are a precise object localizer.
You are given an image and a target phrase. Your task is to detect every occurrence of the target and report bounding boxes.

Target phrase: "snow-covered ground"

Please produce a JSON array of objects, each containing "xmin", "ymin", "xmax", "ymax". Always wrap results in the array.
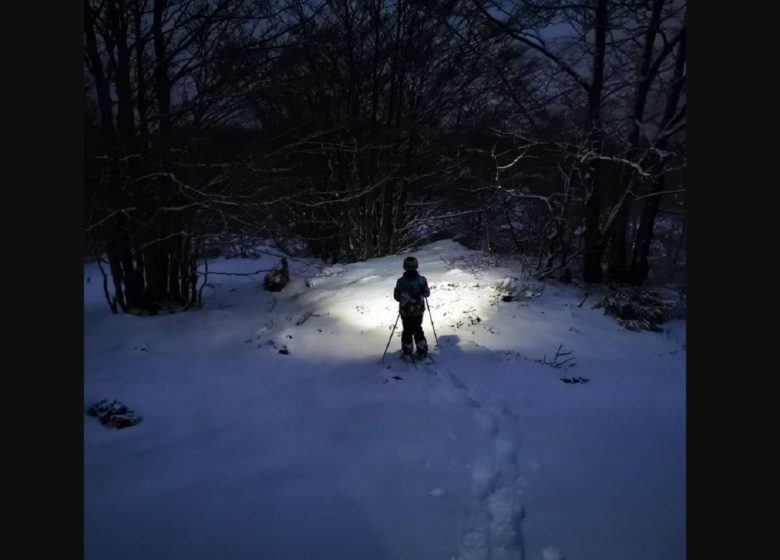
[{"xmin": 84, "ymin": 240, "xmax": 685, "ymax": 560}]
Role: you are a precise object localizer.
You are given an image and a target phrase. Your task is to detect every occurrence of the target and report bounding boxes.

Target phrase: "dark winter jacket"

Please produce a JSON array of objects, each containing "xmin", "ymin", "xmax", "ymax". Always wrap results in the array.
[{"xmin": 394, "ymin": 271, "xmax": 430, "ymax": 317}]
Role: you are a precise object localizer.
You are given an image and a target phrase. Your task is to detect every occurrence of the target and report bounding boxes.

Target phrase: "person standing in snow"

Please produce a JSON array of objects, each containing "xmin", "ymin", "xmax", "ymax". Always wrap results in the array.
[{"xmin": 393, "ymin": 256, "xmax": 430, "ymax": 359}]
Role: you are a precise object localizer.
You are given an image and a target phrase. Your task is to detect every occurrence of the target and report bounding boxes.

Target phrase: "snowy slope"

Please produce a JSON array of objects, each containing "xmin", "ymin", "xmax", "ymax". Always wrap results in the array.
[{"xmin": 84, "ymin": 240, "xmax": 685, "ymax": 560}]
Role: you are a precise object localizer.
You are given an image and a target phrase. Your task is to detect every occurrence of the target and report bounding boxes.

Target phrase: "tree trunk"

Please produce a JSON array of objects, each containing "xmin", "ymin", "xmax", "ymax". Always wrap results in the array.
[
  {"xmin": 629, "ymin": 23, "xmax": 686, "ymax": 283},
  {"xmin": 581, "ymin": 0, "xmax": 608, "ymax": 283},
  {"xmin": 606, "ymin": 0, "xmax": 673, "ymax": 282}
]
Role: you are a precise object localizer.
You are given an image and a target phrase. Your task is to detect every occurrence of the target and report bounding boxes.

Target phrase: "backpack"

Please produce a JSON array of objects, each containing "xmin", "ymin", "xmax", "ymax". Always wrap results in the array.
[{"xmin": 399, "ymin": 275, "xmax": 425, "ymax": 316}]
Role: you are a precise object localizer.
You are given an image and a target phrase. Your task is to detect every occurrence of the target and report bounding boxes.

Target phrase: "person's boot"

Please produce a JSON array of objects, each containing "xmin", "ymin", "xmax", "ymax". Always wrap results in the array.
[
  {"xmin": 402, "ymin": 341, "xmax": 414, "ymax": 361},
  {"xmin": 415, "ymin": 340, "xmax": 428, "ymax": 359}
]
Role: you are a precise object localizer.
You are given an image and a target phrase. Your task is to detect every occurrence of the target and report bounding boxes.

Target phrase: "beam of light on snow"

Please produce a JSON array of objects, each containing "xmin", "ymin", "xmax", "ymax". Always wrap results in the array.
[{"xmin": 304, "ymin": 271, "xmax": 503, "ymax": 352}]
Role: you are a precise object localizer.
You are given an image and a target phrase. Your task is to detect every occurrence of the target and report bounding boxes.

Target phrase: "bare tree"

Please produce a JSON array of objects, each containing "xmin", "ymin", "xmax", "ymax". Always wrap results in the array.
[{"xmin": 85, "ymin": 0, "xmax": 687, "ymax": 314}]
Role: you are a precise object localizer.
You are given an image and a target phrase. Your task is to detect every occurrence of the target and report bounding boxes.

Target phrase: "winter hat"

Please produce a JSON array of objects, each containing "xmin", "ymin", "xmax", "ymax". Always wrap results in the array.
[{"xmin": 403, "ymin": 256, "xmax": 418, "ymax": 271}]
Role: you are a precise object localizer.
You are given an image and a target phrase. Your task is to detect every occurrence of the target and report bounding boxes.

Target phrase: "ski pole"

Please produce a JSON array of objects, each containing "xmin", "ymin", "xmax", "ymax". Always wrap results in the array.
[
  {"xmin": 425, "ymin": 298, "xmax": 439, "ymax": 347},
  {"xmin": 381, "ymin": 312, "xmax": 401, "ymax": 363}
]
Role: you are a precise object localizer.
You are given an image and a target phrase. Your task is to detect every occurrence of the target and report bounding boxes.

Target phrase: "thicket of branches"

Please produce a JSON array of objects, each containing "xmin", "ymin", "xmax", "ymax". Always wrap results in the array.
[{"xmin": 85, "ymin": 0, "xmax": 686, "ymax": 313}]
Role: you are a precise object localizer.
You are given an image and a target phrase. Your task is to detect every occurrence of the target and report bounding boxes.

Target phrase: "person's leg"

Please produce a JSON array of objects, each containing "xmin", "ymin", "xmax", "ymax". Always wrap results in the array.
[
  {"xmin": 413, "ymin": 315, "xmax": 428, "ymax": 357},
  {"xmin": 400, "ymin": 316, "xmax": 414, "ymax": 355}
]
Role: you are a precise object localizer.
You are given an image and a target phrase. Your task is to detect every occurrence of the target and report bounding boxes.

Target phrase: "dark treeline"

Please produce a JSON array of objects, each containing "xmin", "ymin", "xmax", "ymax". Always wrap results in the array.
[{"xmin": 85, "ymin": 0, "xmax": 686, "ymax": 313}]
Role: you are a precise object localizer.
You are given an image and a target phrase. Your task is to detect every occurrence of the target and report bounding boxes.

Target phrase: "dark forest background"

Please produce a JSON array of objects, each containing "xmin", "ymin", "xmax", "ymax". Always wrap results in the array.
[{"xmin": 84, "ymin": 0, "xmax": 686, "ymax": 313}]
